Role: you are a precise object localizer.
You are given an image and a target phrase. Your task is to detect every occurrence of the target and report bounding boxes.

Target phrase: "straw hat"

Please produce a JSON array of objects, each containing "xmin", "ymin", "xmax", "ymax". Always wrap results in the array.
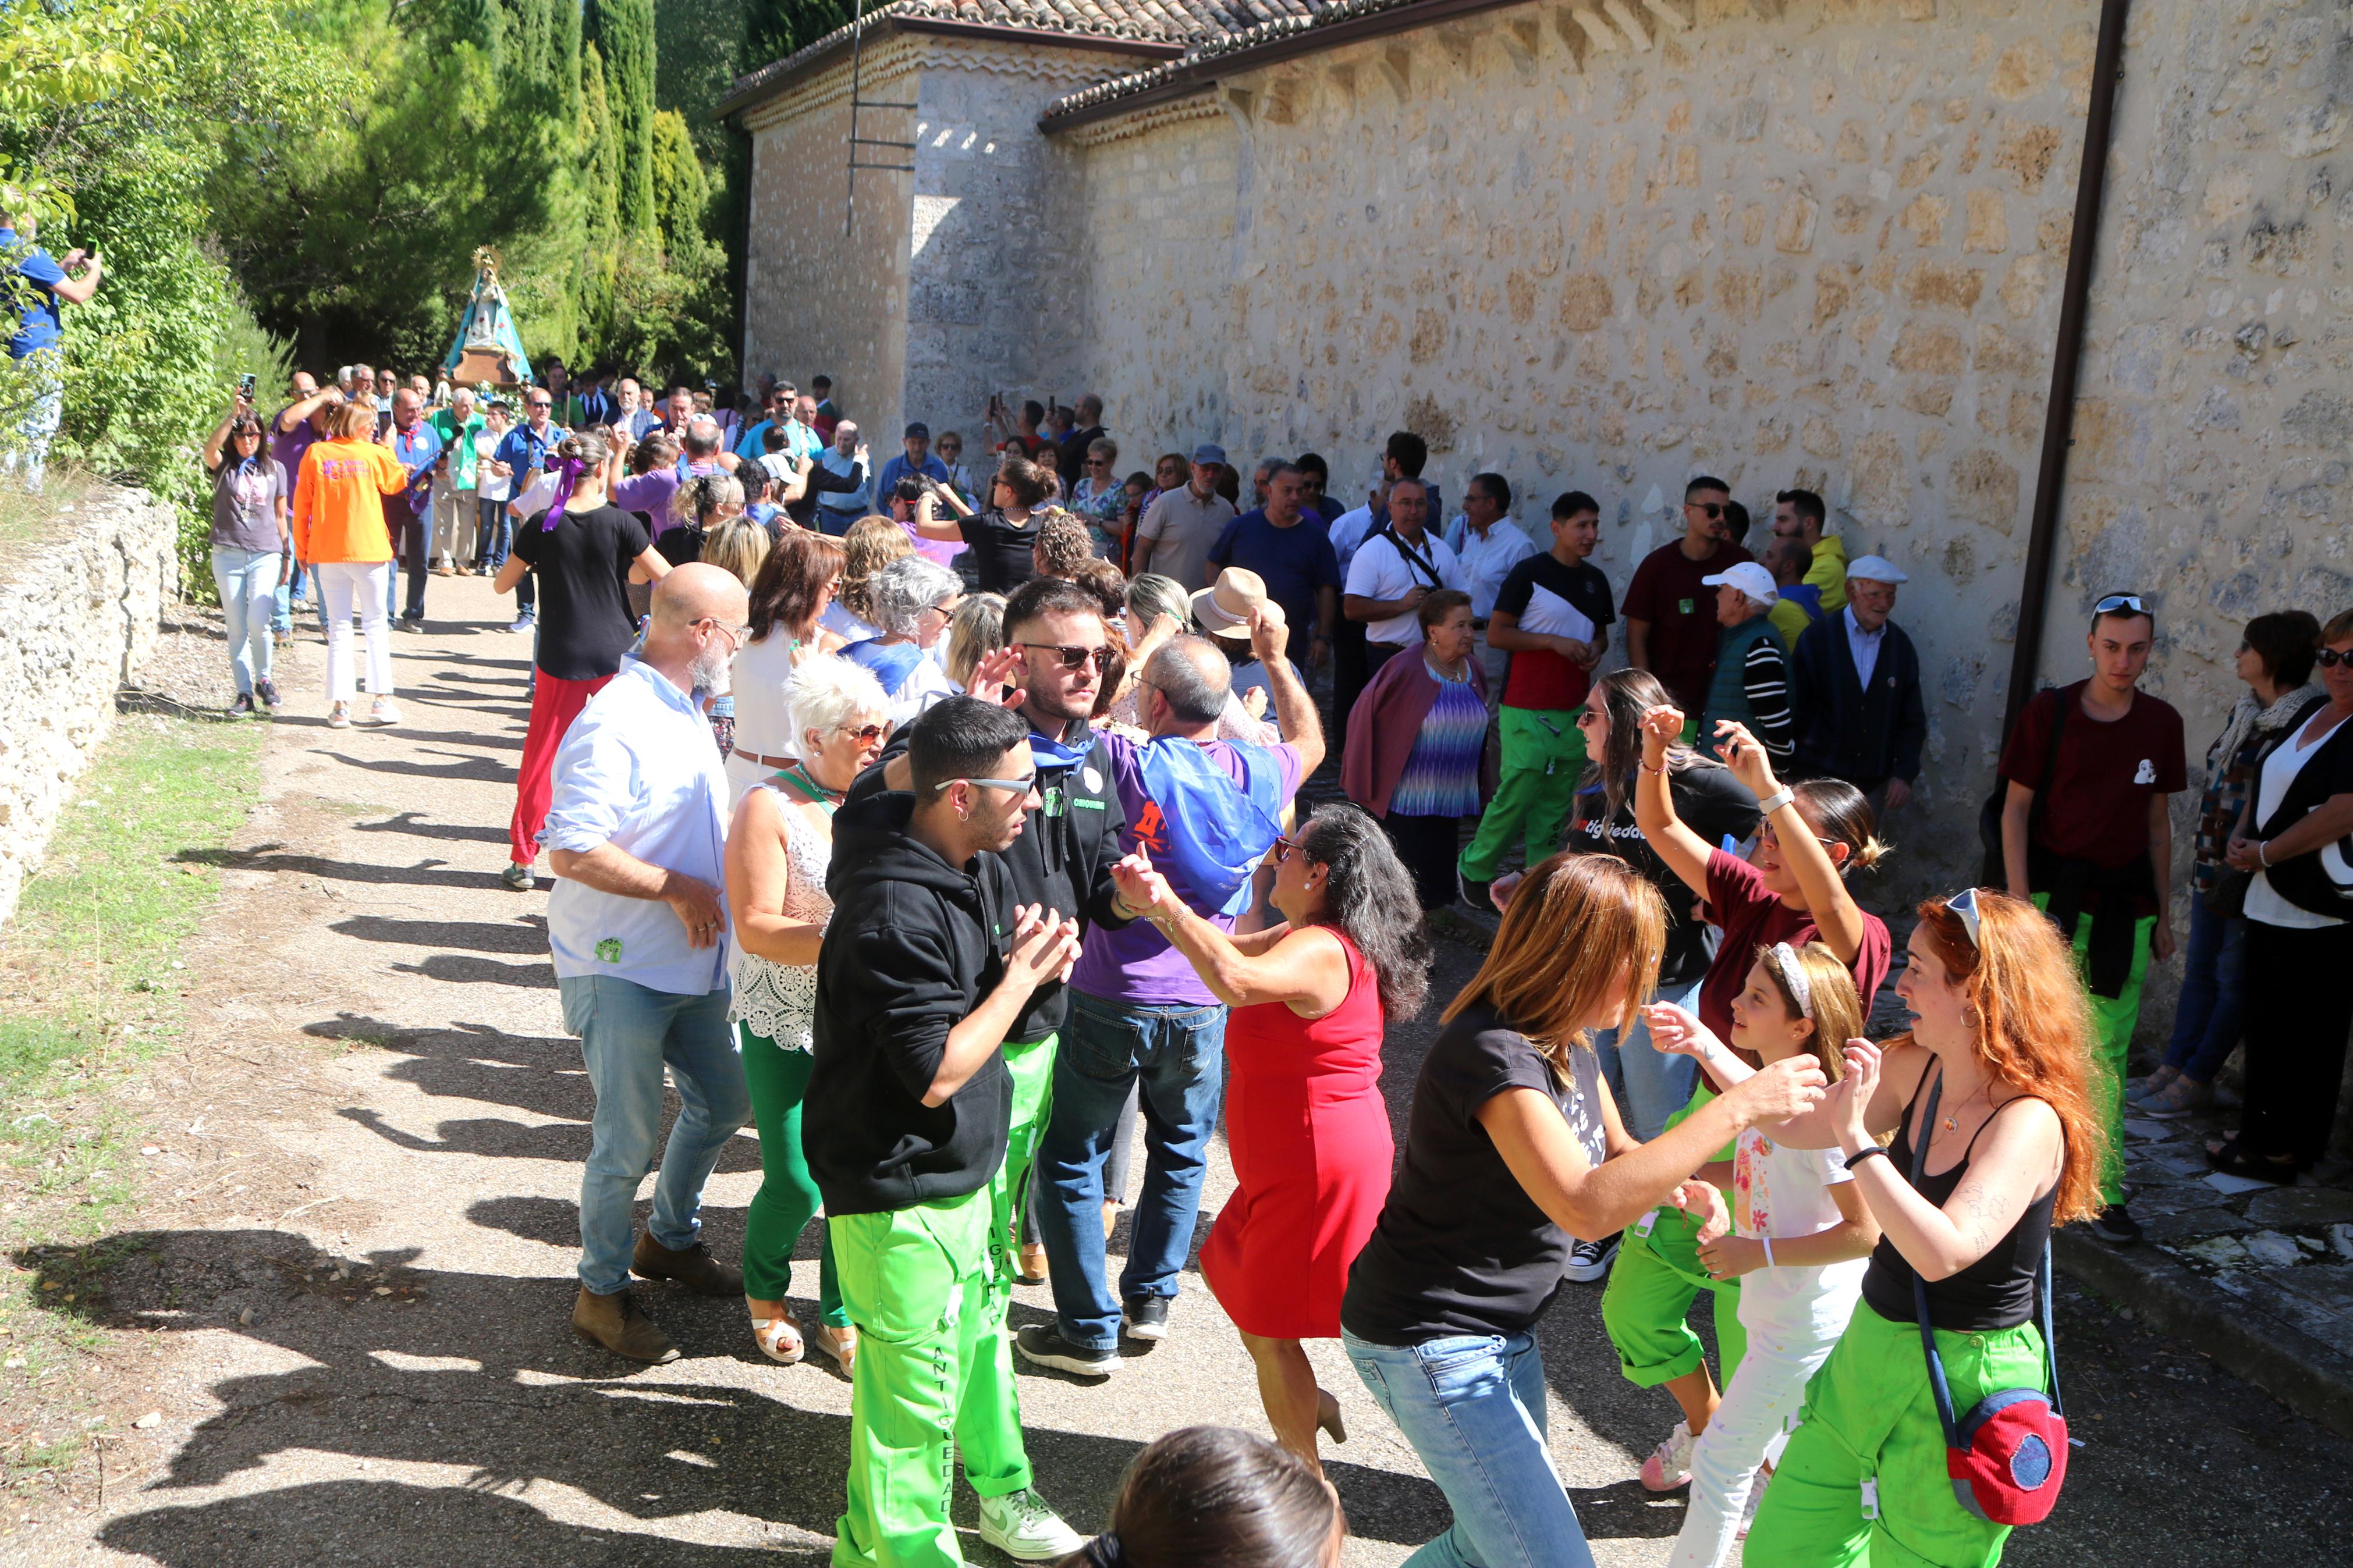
[{"xmin": 1192, "ymin": 567, "xmax": 1284, "ymax": 640}]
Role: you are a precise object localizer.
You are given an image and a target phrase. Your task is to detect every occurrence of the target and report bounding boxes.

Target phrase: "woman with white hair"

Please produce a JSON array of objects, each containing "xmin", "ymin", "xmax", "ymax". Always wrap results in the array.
[
  {"xmin": 725, "ymin": 654, "xmax": 895, "ymax": 1373},
  {"xmin": 839, "ymin": 553, "xmax": 962, "ymax": 723}
]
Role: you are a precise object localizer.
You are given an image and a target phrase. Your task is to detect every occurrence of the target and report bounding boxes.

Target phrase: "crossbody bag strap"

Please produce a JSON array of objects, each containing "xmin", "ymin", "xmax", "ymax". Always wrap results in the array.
[
  {"xmin": 1908, "ymin": 1068, "xmax": 1967, "ymax": 1449},
  {"xmin": 2038, "ymin": 1236, "xmax": 2063, "ymax": 1417},
  {"xmin": 1377, "ymin": 525, "xmax": 1445, "ymax": 590}
]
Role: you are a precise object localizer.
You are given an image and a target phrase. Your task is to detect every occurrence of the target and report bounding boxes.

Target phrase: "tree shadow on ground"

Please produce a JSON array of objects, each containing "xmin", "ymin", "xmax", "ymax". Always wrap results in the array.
[{"xmin": 36, "ymin": 1228, "xmax": 1452, "ymax": 1560}]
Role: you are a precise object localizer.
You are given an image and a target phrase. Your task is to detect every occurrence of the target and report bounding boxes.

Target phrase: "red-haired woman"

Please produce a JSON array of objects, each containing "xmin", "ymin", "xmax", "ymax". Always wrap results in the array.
[{"xmin": 1744, "ymin": 887, "xmax": 2109, "ymax": 1567}]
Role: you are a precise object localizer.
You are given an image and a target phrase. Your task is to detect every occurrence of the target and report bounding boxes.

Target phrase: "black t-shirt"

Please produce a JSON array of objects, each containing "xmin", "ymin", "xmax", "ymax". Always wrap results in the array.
[
  {"xmin": 652, "ymin": 522, "xmax": 707, "ymax": 568},
  {"xmin": 957, "ymin": 509, "xmax": 1041, "ymax": 593},
  {"xmin": 1564, "ymin": 762, "xmax": 1760, "ymax": 989},
  {"xmin": 1495, "ymin": 554, "xmax": 1616, "ymax": 712},
  {"xmin": 1342, "ymin": 1001, "xmax": 1609, "ymax": 1345},
  {"xmin": 510, "ymin": 503, "xmax": 651, "ymax": 681}
]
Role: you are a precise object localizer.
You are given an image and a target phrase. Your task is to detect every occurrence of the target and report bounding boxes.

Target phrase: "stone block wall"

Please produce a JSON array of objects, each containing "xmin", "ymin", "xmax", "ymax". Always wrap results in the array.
[
  {"xmin": 0, "ymin": 487, "xmax": 180, "ymax": 926},
  {"xmin": 1062, "ymin": 0, "xmax": 2351, "ymax": 925}
]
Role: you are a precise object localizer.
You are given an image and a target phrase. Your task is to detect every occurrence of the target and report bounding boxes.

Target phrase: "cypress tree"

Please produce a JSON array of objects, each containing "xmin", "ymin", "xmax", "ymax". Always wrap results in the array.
[{"xmin": 590, "ymin": 0, "xmax": 658, "ymax": 239}]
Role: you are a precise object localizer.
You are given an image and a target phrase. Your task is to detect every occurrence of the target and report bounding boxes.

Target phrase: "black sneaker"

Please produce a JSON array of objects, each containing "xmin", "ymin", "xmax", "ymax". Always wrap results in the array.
[
  {"xmin": 1014, "ymin": 1323, "xmax": 1122, "ymax": 1377},
  {"xmin": 2090, "ymin": 1203, "xmax": 2142, "ymax": 1246},
  {"xmin": 1563, "ymin": 1233, "xmax": 1621, "ymax": 1282},
  {"xmin": 228, "ymin": 692, "xmax": 257, "ymax": 718},
  {"xmin": 1122, "ymin": 1297, "xmax": 1170, "ymax": 1342},
  {"xmin": 254, "ymin": 677, "xmax": 281, "ymax": 712}
]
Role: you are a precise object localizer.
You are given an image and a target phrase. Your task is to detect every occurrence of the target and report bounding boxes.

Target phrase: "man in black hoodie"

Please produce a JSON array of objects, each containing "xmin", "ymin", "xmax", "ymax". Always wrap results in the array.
[{"xmin": 808, "ymin": 696, "xmax": 1088, "ymax": 1567}]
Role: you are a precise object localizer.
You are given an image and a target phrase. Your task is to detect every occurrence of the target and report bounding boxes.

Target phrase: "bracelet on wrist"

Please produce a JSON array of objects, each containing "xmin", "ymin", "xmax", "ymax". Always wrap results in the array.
[
  {"xmin": 1844, "ymin": 1144, "xmax": 1890, "ymax": 1170},
  {"xmin": 1756, "ymin": 787, "xmax": 1795, "ymax": 816},
  {"xmin": 1761, "ymin": 1237, "xmax": 1776, "ymax": 1268},
  {"xmin": 2256, "ymin": 840, "xmax": 2270, "ymax": 868},
  {"xmin": 1641, "ymin": 759, "xmax": 1669, "ymax": 776}
]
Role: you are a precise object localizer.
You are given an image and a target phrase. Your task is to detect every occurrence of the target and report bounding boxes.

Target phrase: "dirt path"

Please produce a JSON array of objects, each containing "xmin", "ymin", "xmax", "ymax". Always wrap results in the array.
[{"xmin": 13, "ymin": 577, "xmax": 2351, "ymax": 1566}]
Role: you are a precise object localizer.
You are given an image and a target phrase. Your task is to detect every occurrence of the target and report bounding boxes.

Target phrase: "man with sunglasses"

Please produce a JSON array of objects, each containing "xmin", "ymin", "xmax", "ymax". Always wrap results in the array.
[
  {"xmin": 1624, "ymin": 474, "xmax": 1753, "ymax": 728},
  {"xmin": 542, "ymin": 566, "xmax": 754, "ymax": 1366},
  {"xmin": 809, "ymin": 695, "xmax": 1091, "ymax": 1566},
  {"xmin": 1023, "ymin": 611, "xmax": 1321, "ymax": 1378},
  {"xmin": 1996, "ymin": 591, "xmax": 2186, "ymax": 1246}
]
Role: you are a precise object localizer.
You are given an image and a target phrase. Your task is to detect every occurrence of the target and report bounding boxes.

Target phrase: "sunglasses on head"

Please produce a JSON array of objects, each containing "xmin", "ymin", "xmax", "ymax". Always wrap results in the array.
[
  {"xmin": 2093, "ymin": 592, "xmax": 2149, "ymax": 616},
  {"xmin": 1018, "ymin": 641, "xmax": 1113, "ymax": 671},
  {"xmin": 1947, "ymin": 886, "xmax": 1983, "ymax": 950}
]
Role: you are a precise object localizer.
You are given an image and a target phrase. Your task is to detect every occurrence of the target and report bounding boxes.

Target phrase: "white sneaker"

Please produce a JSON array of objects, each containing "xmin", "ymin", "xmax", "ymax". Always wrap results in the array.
[
  {"xmin": 1563, "ymin": 1233, "xmax": 1620, "ymax": 1283},
  {"xmin": 368, "ymin": 698, "xmax": 402, "ymax": 726},
  {"xmin": 326, "ymin": 702, "xmax": 352, "ymax": 730},
  {"xmin": 1639, "ymin": 1420, "xmax": 1696, "ymax": 1491},
  {"xmin": 977, "ymin": 1489, "xmax": 1085, "ymax": 1562}
]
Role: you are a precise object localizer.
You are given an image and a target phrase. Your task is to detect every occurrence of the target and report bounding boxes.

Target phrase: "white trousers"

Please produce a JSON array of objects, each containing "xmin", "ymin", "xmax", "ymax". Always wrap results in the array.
[
  {"xmin": 1667, "ymin": 1292, "xmax": 1852, "ymax": 1568},
  {"xmin": 316, "ymin": 560, "xmax": 393, "ymax": 703}
]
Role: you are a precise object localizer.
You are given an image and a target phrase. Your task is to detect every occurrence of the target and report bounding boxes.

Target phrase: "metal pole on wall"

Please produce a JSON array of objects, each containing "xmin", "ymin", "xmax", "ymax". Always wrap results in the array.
[{"xmin": 2001, "ymin": 0, "xmax": 2133, "ymax": 740}]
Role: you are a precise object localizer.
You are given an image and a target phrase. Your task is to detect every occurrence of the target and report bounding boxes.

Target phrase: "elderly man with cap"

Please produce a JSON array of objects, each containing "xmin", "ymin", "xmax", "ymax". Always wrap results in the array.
[
  {"xmin": 1130, "ymin": 442, "xmax": 1236, "ymax": 593},
  {"xmin": 1697, "ymin": 559, "xmax": 1795, "ymax": 765},
  {"xmin": 875, "ymin": 418, "xmax": 952, "ymax": 499},
  {"xmin": 1787, "ymin": 553, "xmax": 1925, "ymax": 812}
]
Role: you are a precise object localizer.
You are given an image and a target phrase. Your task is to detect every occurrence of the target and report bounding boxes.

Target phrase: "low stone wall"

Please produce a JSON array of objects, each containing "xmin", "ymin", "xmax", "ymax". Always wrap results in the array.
[{"xmin": 0, "ymin": 486, "xmax": 180, "ymax": 925}]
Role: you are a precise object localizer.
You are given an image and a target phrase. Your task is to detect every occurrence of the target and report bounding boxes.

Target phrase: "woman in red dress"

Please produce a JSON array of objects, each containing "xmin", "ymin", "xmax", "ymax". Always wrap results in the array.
[{"xmin": 1111, "ymin": 803, "xmax": 1433, "ymax": 1473}]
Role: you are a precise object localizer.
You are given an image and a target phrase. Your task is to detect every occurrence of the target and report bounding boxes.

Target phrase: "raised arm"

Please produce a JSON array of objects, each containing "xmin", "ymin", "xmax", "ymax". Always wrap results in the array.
[
  {"xmin": 1712, "ymin": 720, "xmax": 1867, "ymax": 966},
  {"xmin": 1249, "ymin": 608, "xmax": 1325, "ymax": 777},
  {"xmin": 1631, "ymin": 703, "xmax": 1715, "ymax": 898}
]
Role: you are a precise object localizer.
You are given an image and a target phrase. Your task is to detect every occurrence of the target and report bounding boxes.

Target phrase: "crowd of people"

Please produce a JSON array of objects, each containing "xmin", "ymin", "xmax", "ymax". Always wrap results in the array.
[{"xmin": 190, "ymin": 357, "xmax": 2353, "ymax": 1568}]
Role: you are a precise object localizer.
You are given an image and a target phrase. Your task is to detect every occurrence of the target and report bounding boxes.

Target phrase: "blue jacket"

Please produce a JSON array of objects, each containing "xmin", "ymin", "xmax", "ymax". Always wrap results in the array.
[{"xmin": 1788, "ymin": 613, "xmax": 1925, "ymax": 786}]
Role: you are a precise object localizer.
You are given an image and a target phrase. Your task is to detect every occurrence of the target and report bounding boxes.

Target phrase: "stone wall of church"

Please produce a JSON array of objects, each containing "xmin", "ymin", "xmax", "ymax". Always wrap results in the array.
[
  {"xmin": 742, "ymin": 40, "xmax": 918, "ymax": 432},
  {"xmin": 1063, "ymin": 0, "xmax": 2353, "ymax": 924}
]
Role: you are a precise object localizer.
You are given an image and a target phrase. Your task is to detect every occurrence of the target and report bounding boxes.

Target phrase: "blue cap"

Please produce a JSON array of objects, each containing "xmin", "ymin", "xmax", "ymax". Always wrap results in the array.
[{"xmin": 1193, "ymin": 442, "xmax": 1226, "ymax": 464}]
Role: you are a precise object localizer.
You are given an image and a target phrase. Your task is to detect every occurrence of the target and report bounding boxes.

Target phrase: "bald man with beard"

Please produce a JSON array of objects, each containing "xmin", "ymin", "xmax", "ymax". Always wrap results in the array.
[{"xmin": 544, "ymin": 563, "xmax": 757, "ymax": 1363}]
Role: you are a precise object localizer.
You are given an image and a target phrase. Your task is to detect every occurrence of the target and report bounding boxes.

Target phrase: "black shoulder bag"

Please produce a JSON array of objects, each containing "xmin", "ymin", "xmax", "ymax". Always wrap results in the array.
[{"xmin": 1978, "ymin": 688, "xmax": 2067, "ymax": 890}]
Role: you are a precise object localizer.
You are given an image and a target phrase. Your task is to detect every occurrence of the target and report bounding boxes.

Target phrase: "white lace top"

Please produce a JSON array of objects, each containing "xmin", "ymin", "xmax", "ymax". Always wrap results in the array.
[{"xmin": 727, "ymin": 782, "xmax": 835, "ymax": 1052}]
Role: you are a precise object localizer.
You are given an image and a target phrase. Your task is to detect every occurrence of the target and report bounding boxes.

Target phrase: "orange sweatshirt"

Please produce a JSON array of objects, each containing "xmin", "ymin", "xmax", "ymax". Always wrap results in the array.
[{"xmin": 293, "ymin": 439, "xmax": 407, "ymax": 563}]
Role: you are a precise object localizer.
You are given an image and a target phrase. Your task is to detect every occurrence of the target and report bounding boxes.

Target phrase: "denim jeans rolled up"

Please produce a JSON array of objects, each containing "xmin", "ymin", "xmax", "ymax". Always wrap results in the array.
[
  {"xmin": 210, "ymin": 546, "xmax": 280, "ymax": 696},
  {"xmin": 558, "ymin": 975, "xmax": 751, "ymax": 1296},
  {"xmin": 1034, "ymin": 990, "xmax": 1226, "ymax": 1350},
  {"xmin": 1343, "ymin": 1329, "xmax": 1595, "ymax": 1568},
  {"xmin": 1591, "ymin": 976, "xmax": 1703, "ymax": 1144},
  {"xmin": 2161, "ymin": 897, "xmax": 2246, "ymax": 1084}
]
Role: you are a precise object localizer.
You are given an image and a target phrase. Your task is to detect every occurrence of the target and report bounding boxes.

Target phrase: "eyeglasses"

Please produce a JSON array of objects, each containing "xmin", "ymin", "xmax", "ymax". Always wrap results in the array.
[
  {"xmin": 2093, "ymin": 593, "xmax": 2149, "ymax": 616},
  {"xmin": 1017, "ymin": 641, "xmax": 1113, "ymax": 671},
  {"xmin": 936, "ymin": 774, "xmax": 1039, "ymax": 796},
  {"xmin": 919, "ymin": 599, "xmax": 963, "ymax": 623},
  {"xmin": 695, "ymin": 617, "xmax": 750, "ymax": 645},
  {"xmin": 1947, "ymin": 886, "xmax": 1983, "ymax": 950},
  {"xmin": 2318, "ymin": 648, "xmax": 2352, "ymax": 669}
]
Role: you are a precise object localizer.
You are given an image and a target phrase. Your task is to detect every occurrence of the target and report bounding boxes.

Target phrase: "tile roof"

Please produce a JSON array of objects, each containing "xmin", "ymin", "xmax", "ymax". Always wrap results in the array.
[
  {"xmin": 721, "ymin": 0, "xmax": 1317, "ymax": 115},
  {"xmin": 1041, "ymin": 0, "xmax": 1427, "ymax": 123}
]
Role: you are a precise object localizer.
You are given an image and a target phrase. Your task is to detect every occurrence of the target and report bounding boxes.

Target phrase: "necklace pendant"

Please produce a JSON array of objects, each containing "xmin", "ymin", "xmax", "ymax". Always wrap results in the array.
[{"xmin": 1943, "ymin": 1115, "xmax": 1957, "ymax": 1132}]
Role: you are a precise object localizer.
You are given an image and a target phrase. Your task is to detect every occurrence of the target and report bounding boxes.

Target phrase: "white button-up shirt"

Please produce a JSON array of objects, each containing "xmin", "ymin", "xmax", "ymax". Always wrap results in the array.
[
  {"xmin": 1442, "ymin": 514, "xmax": 1539, "ymax": 618},
  {"xmin": 543, "ymin": 660, "xmax": 731, "ymax": 996},
  {"xmin": 1329, "ymin": 504, "xmax": 1379, "ymax": 577},
  {"xmin": 1844, "ymin": 605, "xmax": 1888, "ymax": 690}
]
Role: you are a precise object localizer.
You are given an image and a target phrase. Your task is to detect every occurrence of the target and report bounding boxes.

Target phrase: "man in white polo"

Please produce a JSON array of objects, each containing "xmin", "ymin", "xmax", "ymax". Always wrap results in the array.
[{"xmin": 1341, "ymin": 475, "xmax": 1463, "ymax": 688}]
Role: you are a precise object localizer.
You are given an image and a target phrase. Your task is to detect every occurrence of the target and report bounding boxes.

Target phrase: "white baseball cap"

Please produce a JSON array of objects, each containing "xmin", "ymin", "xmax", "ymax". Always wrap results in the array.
[
  {"xmin": 1846, "ymin": 554, "xmax": 1908, "ymax": 584},
  {"xmin": 1701, "ymin": 560, "xmax": 1780, "ymax": 605}
]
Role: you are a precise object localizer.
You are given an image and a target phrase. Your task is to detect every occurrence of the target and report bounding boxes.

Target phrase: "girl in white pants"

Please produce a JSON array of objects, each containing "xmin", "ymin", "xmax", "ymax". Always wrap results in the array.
[
  {"xmin": 314, "ymin": 559, "xmax": 396, "ymax": 726},
  {"xmin": 1645, "ymin": 941, "xmax": 1880, "ymax": 1568}
]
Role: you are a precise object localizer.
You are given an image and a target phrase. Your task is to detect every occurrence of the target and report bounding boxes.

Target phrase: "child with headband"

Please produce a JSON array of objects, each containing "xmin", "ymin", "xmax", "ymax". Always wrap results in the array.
[{"xmin": 1642, "ymin": 941, "xmax": 1881, "ymax": 1567}]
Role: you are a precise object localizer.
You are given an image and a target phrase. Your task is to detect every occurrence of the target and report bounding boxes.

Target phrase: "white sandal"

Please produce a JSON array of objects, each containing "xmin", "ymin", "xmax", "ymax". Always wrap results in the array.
[
  {"xmin": 814, "ymin": 1322, "xmax": 857, "ymax": 1376},
  {"xmin": 751, "ymin": 1311, "xmax": 805, "ymax": 1366}
]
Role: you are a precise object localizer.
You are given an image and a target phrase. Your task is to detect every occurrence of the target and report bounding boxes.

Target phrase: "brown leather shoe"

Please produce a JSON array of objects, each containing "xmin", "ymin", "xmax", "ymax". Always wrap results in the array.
[
  {"xmin": 572, "ymin": 1286, "xmax": 679, "ymax": 1364},
  {"xmin": 632, "ymin": 1232, "xmax": 744, "ymax": 1297}
]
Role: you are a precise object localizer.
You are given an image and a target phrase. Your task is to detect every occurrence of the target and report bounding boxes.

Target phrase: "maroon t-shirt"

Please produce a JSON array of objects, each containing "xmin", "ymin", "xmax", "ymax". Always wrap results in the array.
[
  {"xmin": 1996, "ymin": 681, "xmax": 2188, "ymax": 870},
  {"xmin": 1698, "ymin": 848, "xmax": 1893, "ymax": 1041},
  {"xmin": 1623, "ymin": 538, "xmax": 1754, "ymax": 717}
]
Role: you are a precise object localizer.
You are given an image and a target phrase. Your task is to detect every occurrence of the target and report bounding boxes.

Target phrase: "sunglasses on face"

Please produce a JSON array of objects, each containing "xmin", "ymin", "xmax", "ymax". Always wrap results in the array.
[
  {"xmin": 936, "ymin": 774, "xmax": 1039, "ymax": 797},
  {"xmin": 1689, "ymin": 501, "xmax": 1724, "ymax": 518},
  {"xmin": 837, "ymin": 721, "xmax": 890, "ymax": 743},
  {"xmin": 1575, "ymin": 707, "xmax": 1602, "ymax": 727},
  {"xmin": 1272, "ymin": 835, "xmax": 1300, "ymax": 865},
  {"xmin": 1019, "ymin": 641, "xmax": 1112, "ymax": 671},
  {"xmin": 2319, "ymin": 648, "xmax": 2353, "ymax": 669},
  {"xmin": 528, "ymin": 400, "xmax": 551, "ymax": 410},
  {"xmin": 1758, "ymin": 822, "xmax": 1837, "ymax": 852}
]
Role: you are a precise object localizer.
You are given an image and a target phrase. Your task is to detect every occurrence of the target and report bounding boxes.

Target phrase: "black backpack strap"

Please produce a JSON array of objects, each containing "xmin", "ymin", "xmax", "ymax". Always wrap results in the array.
[{"xmin": 1908, "ymin": 1068, "xmax": 1967, "ymax": 1449}]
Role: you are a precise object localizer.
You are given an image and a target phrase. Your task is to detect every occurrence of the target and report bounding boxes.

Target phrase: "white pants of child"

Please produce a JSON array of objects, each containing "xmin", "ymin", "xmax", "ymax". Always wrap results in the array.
[
  {"xmin": 316, "ymin": 560, "xmax": 394, "ymax": 703},
  {"xmin": 1667, "ymin": 1299, "xmax": 1850, "ymax": 1568}
]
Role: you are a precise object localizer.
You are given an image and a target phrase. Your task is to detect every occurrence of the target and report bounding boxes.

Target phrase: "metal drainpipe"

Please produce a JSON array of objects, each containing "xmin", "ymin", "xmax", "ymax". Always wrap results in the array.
[{"xmin": 2000, "ymin": 0, "xmax": 2134, "ymax": 740}]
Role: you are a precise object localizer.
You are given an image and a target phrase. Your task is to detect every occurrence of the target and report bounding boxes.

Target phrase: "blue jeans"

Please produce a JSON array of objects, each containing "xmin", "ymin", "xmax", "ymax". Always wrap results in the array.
[
  {"xmin": 210, "ymin": 546, "xmax": 280, "ymax": 695},
  {"xmin": 558, "ymin": 975, "xmax": 752, "ymax": 1296},
  {"xmin": 2162, "ymin": 897, "xmax": 2247, "ymax": 1083},
  {"xmin": 3, "ymin": 350, "xmax": 61, "ymax": 490},
  {"xmin": 1343, "ymin": 1329, "xmax": 1594, "ymax": 1568},
  {"xmin": 475, "ymin": 497, "xmax": 509, "ymax": 569},
  {"xmin": 1034, "ymin": 990, "xmax": 1226, "ymax": 1350},
  {"xmin": 1591, "ymin": 976, "xmax": 1702, "ymax": 1143}
]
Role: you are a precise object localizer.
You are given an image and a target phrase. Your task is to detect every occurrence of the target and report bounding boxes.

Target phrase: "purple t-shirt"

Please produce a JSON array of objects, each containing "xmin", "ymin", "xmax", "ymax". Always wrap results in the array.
[
  {"xmin": 1069, "ymin": 731, "xmax": 1305, "ymax": 1008},
  {"xmin": 612, "ymin": 468, "xmax": 683, "ymax": 531},
  {"xmin": 271, "ymin": 406, "xmax": 325, "ymax": 495}
]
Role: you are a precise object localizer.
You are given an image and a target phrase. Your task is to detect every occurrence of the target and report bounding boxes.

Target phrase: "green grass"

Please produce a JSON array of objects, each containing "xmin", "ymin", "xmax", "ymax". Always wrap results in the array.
[
  {"xmin": 1, "ymin": 704, "xmax": 269, "ymax": 1470},
  {"xmin": 0, "ymin": 467, "xmax": 107, "ymax": 584}
]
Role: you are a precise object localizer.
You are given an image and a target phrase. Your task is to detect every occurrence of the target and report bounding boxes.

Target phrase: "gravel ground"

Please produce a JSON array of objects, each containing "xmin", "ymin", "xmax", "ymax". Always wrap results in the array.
[{"xmin": 3, "ymin": 578, "xmax": 2348, "ymax": 1565}]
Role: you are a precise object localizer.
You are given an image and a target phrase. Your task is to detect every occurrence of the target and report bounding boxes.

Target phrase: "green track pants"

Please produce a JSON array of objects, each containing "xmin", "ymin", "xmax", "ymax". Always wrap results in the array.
[
  {"xmin": 2032, "ymin": 894, "xmax": 2145, "ymax": 1206},
  {"xmin": 1458, "ymin": 706, "xmax": 1587, "ymax": 883},
  {"xmin": 1743, "ymin": 1302, "xmax": 2046, "ymax": 1567}
]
